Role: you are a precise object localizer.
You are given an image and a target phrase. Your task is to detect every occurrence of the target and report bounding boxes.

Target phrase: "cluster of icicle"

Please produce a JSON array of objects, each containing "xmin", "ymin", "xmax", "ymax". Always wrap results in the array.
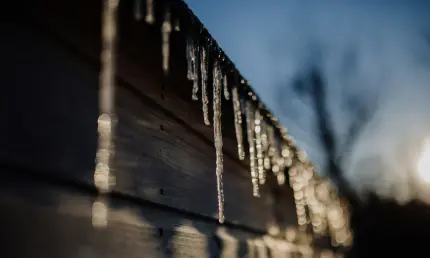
[
  {"xmin": 185, "ymin": 29, "xmax": 352, "ymax": 245},
  {"xmin": 97, "ymin": 0, "xmax": 352, "ymax": 247}
]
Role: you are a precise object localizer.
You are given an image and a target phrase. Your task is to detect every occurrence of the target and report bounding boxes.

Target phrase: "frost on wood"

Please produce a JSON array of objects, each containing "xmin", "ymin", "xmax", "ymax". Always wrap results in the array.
[
  {"xmin": 200, "ymin": 46, "xmax": 211, "ymax": 125},
  {"xmin": 232, "ymin": 86, "xmax": 245, "ymax": 160},
  {"xmin": 213, "ymin": 59, "xmax": 225, "ymax": 223},
  {"xmin": 161, "ymin": 7, "xmax": 172, "ymax": 75},
  {"xmin": 245, "ymin": 100, "xmax": 260, "ymax": 197},
  {"xmin": 94, "ymin": 0, "xmax": 119, "ymax": 228}
]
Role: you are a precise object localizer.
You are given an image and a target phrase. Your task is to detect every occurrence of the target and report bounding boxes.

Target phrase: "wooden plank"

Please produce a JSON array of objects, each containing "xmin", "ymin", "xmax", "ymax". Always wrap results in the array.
[
  {"xmin": 21, "ymin": 0, "xmax": 301, "ymax": 234},
  {"xmin": 0, "ymin": 169, "xmax": 300, "ymax": 258},
  {"xmin": 0, "ymin": 14, "xmax": 298, "ymax": 232},
  {"xmin": 25, "ymin": 0, "xmax": 246, "ymax": 171}
]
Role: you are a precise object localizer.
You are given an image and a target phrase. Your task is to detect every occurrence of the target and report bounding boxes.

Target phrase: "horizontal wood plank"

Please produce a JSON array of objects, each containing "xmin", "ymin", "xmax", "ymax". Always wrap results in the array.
[
  {"xmin": 26, "ymin": 0, "xmax": 246, "ymax": 173},
  {"xmin": 0, "ymin": 15, "xmax": 298, "ymax": 232},
  {"xmin": 0, "ymin": 170, "xmax": 304, "ymax": 258}
]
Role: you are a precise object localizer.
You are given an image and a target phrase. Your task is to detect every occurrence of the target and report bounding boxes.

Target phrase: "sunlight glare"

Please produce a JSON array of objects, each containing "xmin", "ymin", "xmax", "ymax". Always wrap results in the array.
[{"xmin": 417, "ymin": 139, "xmax": 430, "ymax": 183}]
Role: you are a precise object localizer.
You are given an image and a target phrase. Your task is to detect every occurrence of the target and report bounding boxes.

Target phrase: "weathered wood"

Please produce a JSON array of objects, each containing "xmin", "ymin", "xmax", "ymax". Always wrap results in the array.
[
  {"xmin": 0, "ymin": 1, "xmax": 343, "ymax": 255},
  {"xmin": 0, "ymin": 9, "xmax": 303, "ymax": 233},
  {"xmin": 0, "ymin": 169, "xmax": 301, "ymax": 258},
  {"xmin": 25, "ymin": 0, "xmax": 244, "ymax": 170}
]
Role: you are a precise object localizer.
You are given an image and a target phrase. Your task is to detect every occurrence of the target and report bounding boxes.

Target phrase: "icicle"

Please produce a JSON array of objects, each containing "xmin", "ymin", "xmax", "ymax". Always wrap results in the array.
[
  {"xmin": 232, "ymin": 86, "xmax": 245, "ymax": 160},
  {"xmin": 174, "ymin": 19, "xmax": 180, "ymax": 32},
  {"xmin": 187, "ymin": 37, "xmax": 199, "ymax": 100},
  {"xmin": 186, "ymin": 38, "xmax": 194, "ymax": 80},
  {"xmin": 134, "ymin": 0, "xmax": 142, "ymax": 20},
  {"xmin": 223, "ymin": 74, "xmax": 230, "ymax": 100},
  {"xmin": 94, "ymin": 0, "xmax": 119, "ymax": 228},
  {"xmin": 161, "ymin": 7, "xmax": 172, "ymax": 75},
  {"xmin": 261, "ymin": 120, "xmax": 271, "ymax": 170},
  {"xmin": 145, "ymin": 0, "xmax": 154, "ymax": 24},
  {"xmin": 254, "ymin": 109, "xmax": 265, "ymax": 185},
  {"xmin": 213, "ymin": 59, "xmax": 225, "ymax": 223},
  {"xmin": 266, "ymin": 125, "xmax": 278, "ymax": 172},
  {"xmin": 246, "ymin": 101, "xmax": 260, "ymax": 197},
  {"xmin": 281, "ymin": 144, "xmax": 293, "ymax": 168},
  {"xmin": 200, "ymin": 46, "xmax": 211, "ymax": 125}
]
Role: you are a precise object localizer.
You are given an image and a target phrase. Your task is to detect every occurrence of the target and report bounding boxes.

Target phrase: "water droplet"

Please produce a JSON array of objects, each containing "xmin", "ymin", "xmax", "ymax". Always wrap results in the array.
[
  {"xmin": 223, "ymin": 74, "xmax": 230, "ymax": 100},
  {"xmin": 232, "ymin": 86, "xmax": 245, "ymax": 160},
  {"xmin": 145, "ymin": 0, "xmax": 154, "ymax": 24},
  {"xmin": 161, "ymin": 7, "xmax": 172, "ymax": 75},
  {"xmin": 281, "ymin": 145, "xmax": 291, "ymax": 158},
  {"xmin": 277, "ymin": 172, "xmax": 286, "ymax": 185},
  {"xmin": 97, "ymin": 114, "xmax": 112, "ymax": 135},
  {"xmin": 94, "ymin": 162, "xmax": 110, "ymax": 192},
  {"xmin": 213, "ymin": 59, "xmax": 225, "ymax": 223},
  {"xmin": 200, "ymin": 47, "xmax": 210, "ymax": 125},
  {"xmin": 245, "ymin": 101, "xmax": 260, "ymax": 197},
  {"xmin": 92, "ymin": 201, "xmax": 108, "ymax": 228}
]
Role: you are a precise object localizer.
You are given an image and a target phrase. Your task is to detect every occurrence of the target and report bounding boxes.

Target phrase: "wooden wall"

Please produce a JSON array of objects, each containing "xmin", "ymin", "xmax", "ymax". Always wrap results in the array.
[{"xmin": 0, "ymin": 1, "xmax": 335, "ymax": 257}]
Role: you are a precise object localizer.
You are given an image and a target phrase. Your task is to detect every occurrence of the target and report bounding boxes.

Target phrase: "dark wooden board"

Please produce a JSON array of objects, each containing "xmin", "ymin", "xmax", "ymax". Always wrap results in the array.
[
  {"xmin": 0, "ymin": 9, "xmax": 302, "ymax": 233},
  {"xmin": 24, "ymin": 0, "xmax": 244, "ymax": 171},
  {"xmin": 0, "ymin": 169, "xmax": 302, "ymax": 258}
]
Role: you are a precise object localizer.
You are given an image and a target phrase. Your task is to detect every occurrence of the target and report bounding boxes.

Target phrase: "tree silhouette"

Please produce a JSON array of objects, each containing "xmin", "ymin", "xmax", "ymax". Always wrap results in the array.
[{"xmin": 292, "ymin": 67, "xmax": 361, "ymax": 208}]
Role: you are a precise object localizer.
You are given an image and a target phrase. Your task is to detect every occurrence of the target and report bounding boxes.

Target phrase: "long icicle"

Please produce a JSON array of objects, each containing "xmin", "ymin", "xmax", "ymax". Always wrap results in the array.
[
  {"xmin": 232, "ymin": 86, "xmax": 245, "ymax": 160},
  {"xmin": 94, "ymin": 0, "xmax": 119, "ymax": 228},
  {"xmin": 213, "ymin": 59, "xmax": 225, "ymax": 223},
  {"xmin": 267, "ymin": 125, "xmax": 277, "ymax": 171},
  {"xmin": 145, "ymin": 0, "xmax": 154, "ymax": 24},
  {"xmin": 200, "ymin": 46, "xmax": 210, "ymax": 125},
  {"xmin": 246, "ymin": 101, "xmax": 260, "ymax": 197},
  {"xmin": 261, "ymin": 120, "xmax": 271, "ymax": 171},
  {"xmin": 186, "ymin": 37, "xmax": 195, "ymax": 80},
  {"xmin": 161, "ymin": 7, "xmax": 172, "ymax": 75},
  {"xmin": 187, "ymin": 36, "xmax": 199, "ymax": 100},
  {"xmin": 254, "ymin": 109, "xmax": 265, "ymax": 185}
]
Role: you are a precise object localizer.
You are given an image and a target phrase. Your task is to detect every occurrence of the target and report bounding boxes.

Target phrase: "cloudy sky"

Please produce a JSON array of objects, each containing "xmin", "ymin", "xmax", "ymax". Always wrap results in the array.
[{"xmin": 185, "ymin": 1, "xmax": 430, "ymax": 204}]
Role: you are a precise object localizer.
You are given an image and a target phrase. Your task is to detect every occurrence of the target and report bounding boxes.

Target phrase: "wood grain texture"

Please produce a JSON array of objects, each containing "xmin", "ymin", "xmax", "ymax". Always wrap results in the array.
[
  {"xmin": 25, "ymin": 0, "xmax": 244, "ymax": 170},
  {"xmin": 0, "ymin": 9, "xmax": 300, "ymax": 232},
  {"xmin": 0, "ymin": 170, "xmax": 302, "ymax": 258},
  {"xmin": 0, "ymin": 1, "xmax": 341, "ymax": 255}
]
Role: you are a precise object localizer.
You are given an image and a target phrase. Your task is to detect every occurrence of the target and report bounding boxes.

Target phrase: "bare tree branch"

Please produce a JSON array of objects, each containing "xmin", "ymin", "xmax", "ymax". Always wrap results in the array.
[{"xmin": 293, "ymin": 67, "xmax": 360, "ymax": 207}]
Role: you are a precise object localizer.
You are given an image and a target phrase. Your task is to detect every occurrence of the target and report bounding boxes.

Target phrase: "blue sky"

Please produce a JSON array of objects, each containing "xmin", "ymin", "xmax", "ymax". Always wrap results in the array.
[{"xmin": 184, "ymin": 1, "xmax": 430, "ymax": 203}]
